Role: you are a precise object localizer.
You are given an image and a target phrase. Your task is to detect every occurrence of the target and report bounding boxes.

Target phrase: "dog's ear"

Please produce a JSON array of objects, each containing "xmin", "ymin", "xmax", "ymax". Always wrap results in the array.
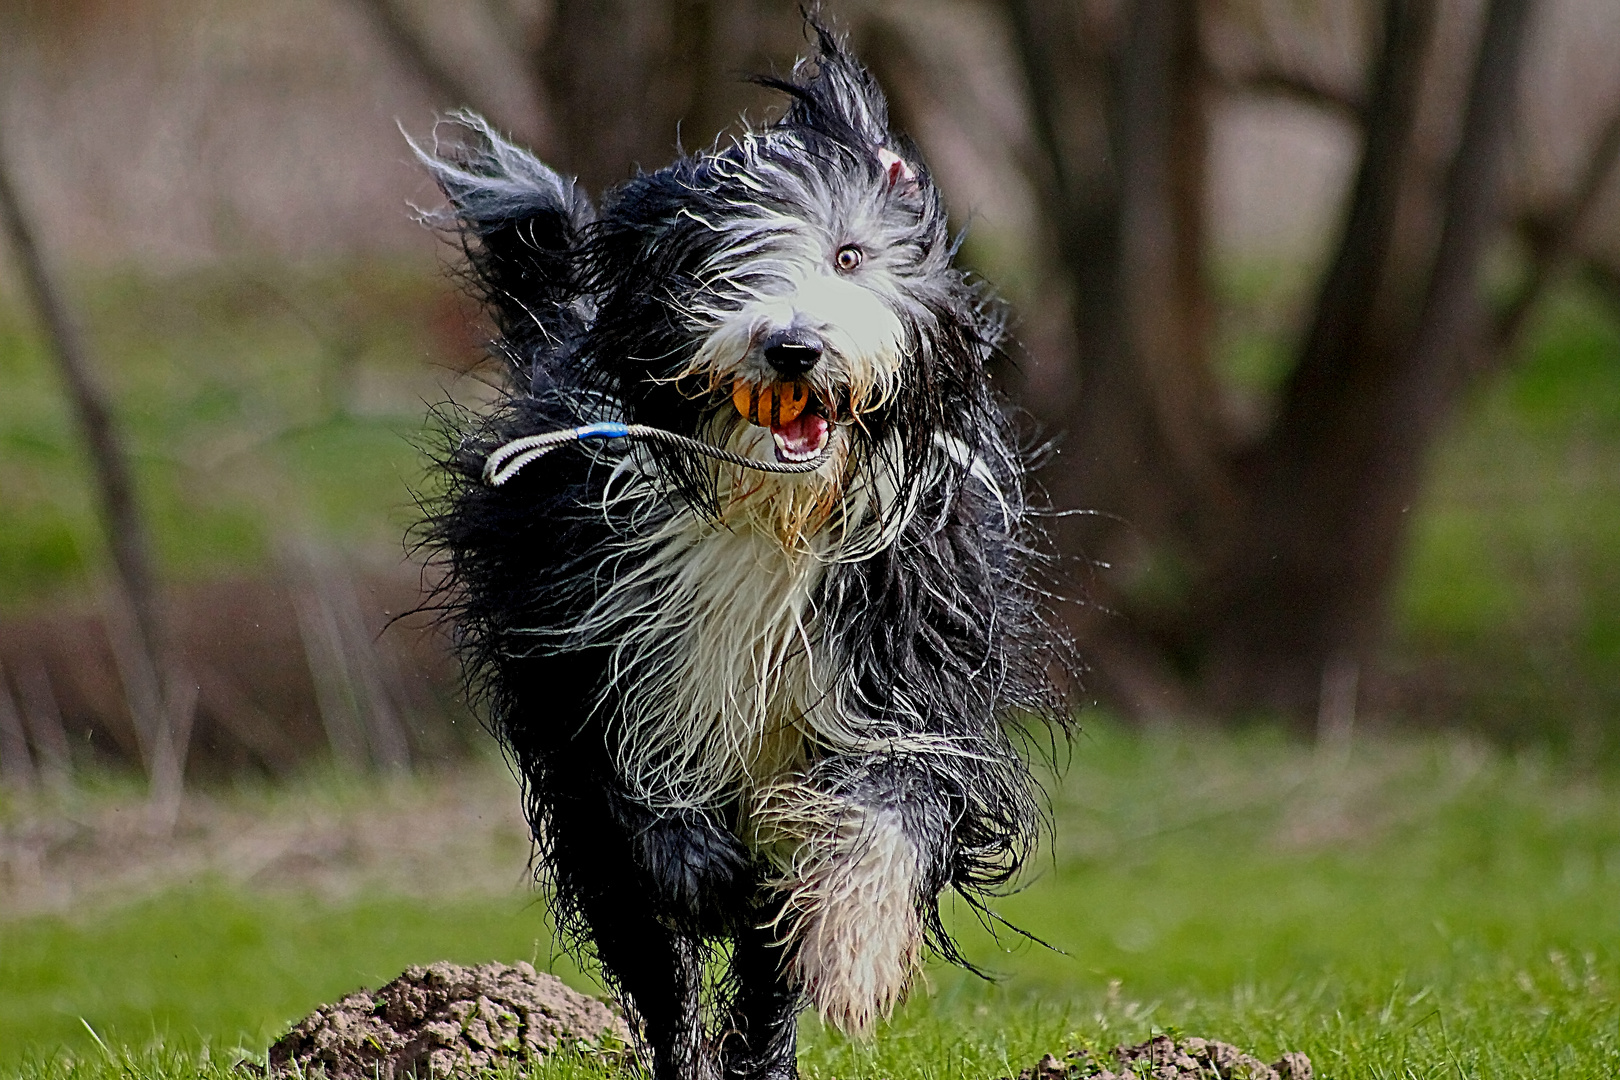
[
  {"xmin": 762, "ymin": 19, "xmax": 893, "ymax": 151},
  {"xmin": 800, "ymin": 20, "xmax": 891, "ymax": 146},
  {"xmin": 408, "ymin": 111, "xmax": 594, "ymax": 318},
  {"xmin": 765, "ymin": 20, "xmax": 927, "ymax": 200}
]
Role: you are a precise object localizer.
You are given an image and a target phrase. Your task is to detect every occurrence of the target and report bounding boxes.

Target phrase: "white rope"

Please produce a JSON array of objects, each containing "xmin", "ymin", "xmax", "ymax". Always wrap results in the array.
[{"xmin": 483, "ymin": 420, "xmax": 831, "ymax": 486}]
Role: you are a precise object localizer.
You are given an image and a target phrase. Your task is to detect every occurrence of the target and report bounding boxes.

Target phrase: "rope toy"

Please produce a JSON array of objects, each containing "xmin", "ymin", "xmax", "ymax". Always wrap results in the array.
[{"xmin": 483, "ymin": 421, "xmax": 831, "ymax": 486}]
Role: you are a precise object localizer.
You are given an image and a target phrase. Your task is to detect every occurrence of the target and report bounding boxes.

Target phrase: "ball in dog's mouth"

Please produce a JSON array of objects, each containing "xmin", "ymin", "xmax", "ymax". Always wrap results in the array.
[{"xmin": 732, "ymin": 379, "xmax": 832, "ymax": 463}]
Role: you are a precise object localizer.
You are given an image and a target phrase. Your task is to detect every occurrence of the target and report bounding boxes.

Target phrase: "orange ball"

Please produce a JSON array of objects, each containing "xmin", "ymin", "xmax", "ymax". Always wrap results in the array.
[{"xmin": 732, "ymin": 379, "xmax": 810, "ymax": 427}]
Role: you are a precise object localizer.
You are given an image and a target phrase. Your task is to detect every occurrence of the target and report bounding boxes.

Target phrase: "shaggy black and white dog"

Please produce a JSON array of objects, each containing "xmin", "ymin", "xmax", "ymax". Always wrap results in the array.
[{"xmin": 415, "ymin": 26, "xmax": 1066, "ymax": 1080}]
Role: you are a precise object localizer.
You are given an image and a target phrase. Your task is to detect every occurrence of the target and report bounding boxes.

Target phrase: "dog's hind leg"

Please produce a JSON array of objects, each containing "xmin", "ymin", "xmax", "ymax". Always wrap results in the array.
[
  {"xmin": 590, "ymin": 908, "xmax": 712, "ymax": 1080},
  {"xmin": 719, "ymin": 896, "xmax": 802, "ymax": 1080},
  {"xmin": 548, "ymin": 789, "xmax": 719, "ymax": 1080}
]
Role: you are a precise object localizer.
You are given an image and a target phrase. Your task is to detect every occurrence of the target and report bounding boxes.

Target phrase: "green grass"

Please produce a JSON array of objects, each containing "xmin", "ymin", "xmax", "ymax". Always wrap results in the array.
[
  {"xmin": 0, "ymin": 259, "xmax": 470, "ymax": 610},
  {"xmin": 1390, "ymin": 283, "xmax": 1620, "ymax": 749},
  {"xmin": 0, "ymin": 888, "xmax": 583, "ymax": 1061},
  {"xmin": 4, "ymin": 723, "xmax": 1618, "ymax": 1077}
]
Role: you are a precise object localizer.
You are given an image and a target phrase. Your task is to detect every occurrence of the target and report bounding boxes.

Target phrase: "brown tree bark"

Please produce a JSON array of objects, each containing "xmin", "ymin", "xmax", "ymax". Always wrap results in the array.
[
  {"xmin": 1496, "ymin": 102, "xmax": 1620, "ymax": 357},
  {"xmin": 539, "ymin": 0, "xmax": 697, "ymax": 195},
  {"xmin": 1113, "ymin": 0, "xmax": 1228, "ymax": 535},
  {"xmin": 1006, "ymin": 0, "xmax": 1221, "ymax": 710},
  {"xmin": 537, "ymin": 1, "xmax": 809, "ymax": 198},
  {"xmin": 1006, "ymin": 0, "xmax": 1124, "ymax": 485},
  {"xmin": 1199, "ymin": 0, "xmax": 1538, "ymax": 717},
  {"xmin": 0, "ymin": 128, "xmax": 190, "ymax": 812}
]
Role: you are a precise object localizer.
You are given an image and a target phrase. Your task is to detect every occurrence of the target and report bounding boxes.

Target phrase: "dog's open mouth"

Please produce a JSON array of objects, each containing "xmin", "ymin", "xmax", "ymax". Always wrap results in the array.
[
  {"xmin": 770, "ymin": 411, "xmax": 831, "ymax": 462},
  {"xmin": 732, "ymin": 379, "xmax": 833, "ymax": 463}
]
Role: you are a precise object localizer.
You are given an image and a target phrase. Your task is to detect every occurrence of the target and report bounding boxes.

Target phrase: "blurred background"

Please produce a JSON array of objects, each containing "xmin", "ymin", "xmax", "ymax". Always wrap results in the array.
[
  {"xmin": 2, "ymin": 0, "xmax": 1619, "ymax": 1067},
  {"xmin": 3, "ymin": 0, "xmax": 1618, "ymax": 792}
]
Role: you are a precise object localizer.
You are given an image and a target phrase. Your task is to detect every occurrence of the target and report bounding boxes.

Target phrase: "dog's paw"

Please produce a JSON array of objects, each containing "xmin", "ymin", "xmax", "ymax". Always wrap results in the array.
[{"xmin": 636, "ymin": 813, "xmax": 753, "ymax": 917}]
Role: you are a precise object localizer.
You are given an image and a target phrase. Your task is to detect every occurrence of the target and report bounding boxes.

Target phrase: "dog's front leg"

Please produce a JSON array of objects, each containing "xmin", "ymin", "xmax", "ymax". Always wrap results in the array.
[
  {"xmin": 591, "ymin": 915, "xmax": 711, "ymax": 1080},
  {"xmin": 630, "ymin": 802, "xmax": 755, "ymax": 932},
  {"xmin": 748, "ymin": 770, "xmax": 951, "ymax": 1039}
]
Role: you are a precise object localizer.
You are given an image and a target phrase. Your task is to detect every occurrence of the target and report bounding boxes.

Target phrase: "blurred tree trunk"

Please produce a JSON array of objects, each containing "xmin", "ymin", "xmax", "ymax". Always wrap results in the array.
[
  {"xmin": 1007, "ymin": 0, "xmax": 1544, "ymax": 723},
  {"xmin": 1199, "ymin": 0, "xmax": 1535, "ymax": 714},
  {"xmin": 1006, "ymin": 0, "xmax": 1125, "ymax": 535},
  {"xmin": 1205, "ymin": 0, "xmax": 1529, "ymax": 718},
  {"xmin": 0, "ymin": 129, "xmax": 191, "ymax": 815},
  {"xmin": 355, "ymin": 0, "xmax": 796, "ymax": 199},
  {"xmin": 1007, "ymin": 0, "xmax": 1229, "ymax": 709},
  {"xmin": 540, "ymin": 0, "xmax": 717, "ymax": 195},
  {"xmin": 1195, "ymin": 0, "xmax": 1441, "ymax": 713}
]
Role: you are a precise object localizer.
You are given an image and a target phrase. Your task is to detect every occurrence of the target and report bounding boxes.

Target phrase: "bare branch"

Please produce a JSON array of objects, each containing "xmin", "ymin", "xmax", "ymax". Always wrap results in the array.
[
  {"xmin": 349, "ymin": 0, "xmax": 530, "ymax": 139},
  {"xmin": 1276, "ymin": 0, "xmax": 1437, "ymax": 430},
  {"xmin": 1006, "ymin": 0, "xmax": 1114, "ymax": 227},
  {"xmin": 858, "ymin": 14, "xmax": 1044, "ymax": 184},
  {"xmin": 0, "ymin": 139, "xmax": 152, "ymax": 660},
  {"xmin": 1494, "ymin": 101, "xmax": 1620, "ymax": 355},
  {"xmin": 1401, "ymin": 0, "xmax": 1538, "ymax": 398},
  {"xmin": 1212, "ymin": 64, "xmax": 1366, "ymax": 124},
  {"xmin": 0, "ymin": 124, "xmax": 190, "ymax": 817}
]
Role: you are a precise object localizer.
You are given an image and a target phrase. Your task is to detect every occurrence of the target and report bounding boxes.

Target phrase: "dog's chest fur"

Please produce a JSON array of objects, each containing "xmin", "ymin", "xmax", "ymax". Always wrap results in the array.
[{"xmin": 594, "ymin": 480, "xmax": 845, "ymax": 812}]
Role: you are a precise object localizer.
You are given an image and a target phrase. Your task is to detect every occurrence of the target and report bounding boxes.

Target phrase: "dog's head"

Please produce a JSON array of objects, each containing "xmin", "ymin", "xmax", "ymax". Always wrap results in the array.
[{"xmin": 418, "ymin": 24, "xmax": 1006, "ymax": 548}]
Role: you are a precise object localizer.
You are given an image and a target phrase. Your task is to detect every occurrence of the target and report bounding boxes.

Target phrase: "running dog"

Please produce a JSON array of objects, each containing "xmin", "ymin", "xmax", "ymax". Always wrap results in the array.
[{"xmin": 415, "ymin": 24, "xmax": 1066, "ymax": 1080}]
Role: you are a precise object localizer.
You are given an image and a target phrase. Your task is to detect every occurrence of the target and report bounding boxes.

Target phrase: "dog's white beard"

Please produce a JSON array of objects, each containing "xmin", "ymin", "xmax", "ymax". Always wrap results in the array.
[{"xmin": 596, "ymin": 515, "xmax": 831, "ymax": 808}]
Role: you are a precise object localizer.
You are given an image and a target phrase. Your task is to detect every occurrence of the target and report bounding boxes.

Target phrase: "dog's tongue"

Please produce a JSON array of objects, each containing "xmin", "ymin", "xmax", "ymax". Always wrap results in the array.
[{"xmin": 770, "ymin": 412, "xmax": 830, "ymax": 462}]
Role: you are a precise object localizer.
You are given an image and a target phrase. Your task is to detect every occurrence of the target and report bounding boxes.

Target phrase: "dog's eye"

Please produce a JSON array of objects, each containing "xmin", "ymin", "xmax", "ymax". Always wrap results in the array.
[{"xmin": 834, "ymin": 245, "xmax": 864, "ymax": 272}]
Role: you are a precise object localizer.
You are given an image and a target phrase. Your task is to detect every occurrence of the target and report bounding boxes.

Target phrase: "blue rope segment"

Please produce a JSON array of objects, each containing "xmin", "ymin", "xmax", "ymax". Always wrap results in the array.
[
  {"xmin": 482, "ymin": 421, "xmax": 832, "ymax": 486},
  {"xmin": 574, "ymin": 421, "xmax": 632, "ymax": 440}
]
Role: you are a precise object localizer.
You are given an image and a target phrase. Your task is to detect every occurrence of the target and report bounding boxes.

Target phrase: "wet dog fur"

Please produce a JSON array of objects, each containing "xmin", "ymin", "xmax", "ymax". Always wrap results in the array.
[{"xmin": 414, "ymin": 25, "xmax": 1067, "ymax": 1080}]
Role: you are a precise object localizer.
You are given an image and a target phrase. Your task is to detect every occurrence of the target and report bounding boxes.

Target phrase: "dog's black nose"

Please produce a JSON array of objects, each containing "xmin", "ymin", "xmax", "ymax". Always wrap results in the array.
[{"xmin": 761, "ymin": 329, "xmax": 823, "ymax": 376}]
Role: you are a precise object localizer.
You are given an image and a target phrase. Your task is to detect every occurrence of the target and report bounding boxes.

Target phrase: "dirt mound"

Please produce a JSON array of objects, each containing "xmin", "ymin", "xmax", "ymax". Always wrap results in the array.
[
  {"xmin": 1017, "ymin": 1035, "xmax": 1312, "ymax": 1080},
  {"xmin": 267, "ymin": 961, "xmax": 630, "ymax": 1079}
]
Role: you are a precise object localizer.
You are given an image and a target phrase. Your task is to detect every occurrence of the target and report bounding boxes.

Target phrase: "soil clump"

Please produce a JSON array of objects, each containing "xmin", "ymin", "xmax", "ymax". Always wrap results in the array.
[
  {"xmin": 267, "ymin": 962, "xmax": 1312, "ymax": 1080},
  {"xmin": 1015, "ymin": 1035, "xmax": 1312, "ymax": 1080},
  {"xmin": 267, "ymin": 960, "xmax": 629, "ymax": 1079}
]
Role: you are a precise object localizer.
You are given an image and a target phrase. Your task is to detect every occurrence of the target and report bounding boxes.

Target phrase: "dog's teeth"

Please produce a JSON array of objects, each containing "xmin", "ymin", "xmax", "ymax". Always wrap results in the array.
[
  {"xmin": 771, "ymin": 433, "xmax": 815, "ymax": 462},
  {"xmin": 771, "ymin": 421, "xmax": 831, "ymax": 464}
]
